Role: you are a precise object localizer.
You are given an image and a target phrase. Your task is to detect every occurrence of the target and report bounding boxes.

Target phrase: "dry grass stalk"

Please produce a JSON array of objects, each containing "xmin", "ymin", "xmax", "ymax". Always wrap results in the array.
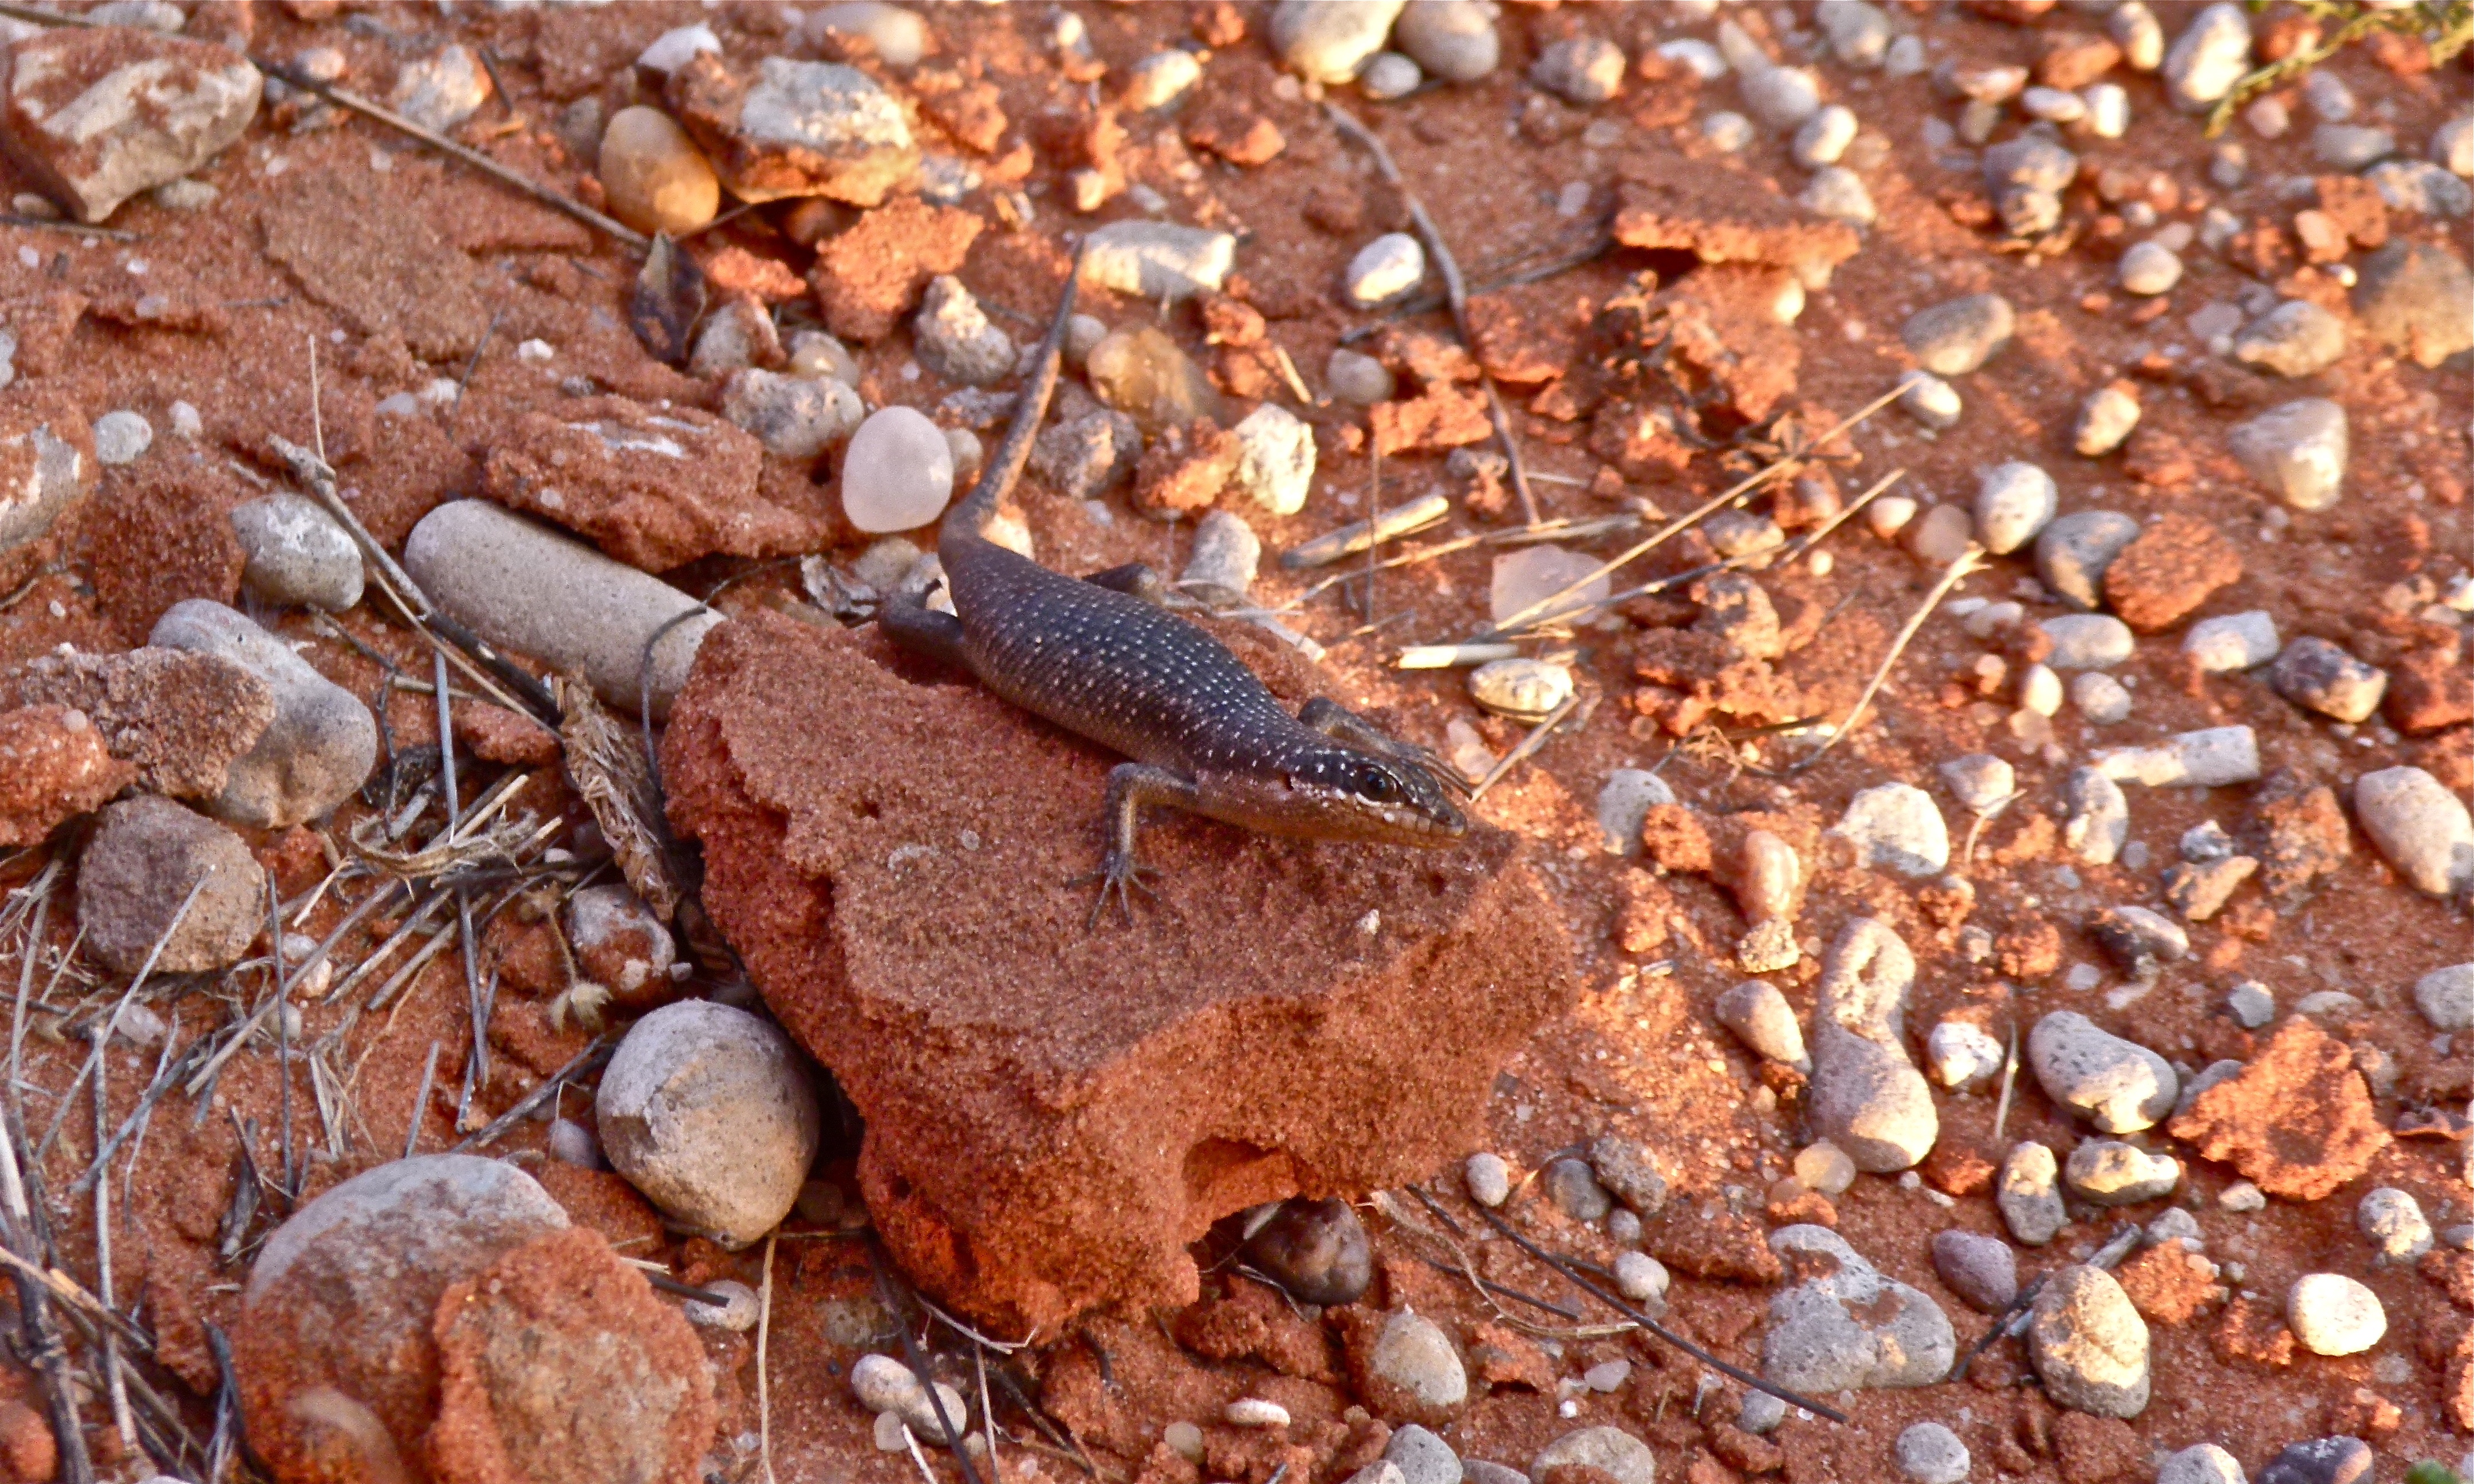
[{"xmin": 555, "ymin": 676, "xmax": 681, "ymax": 921}]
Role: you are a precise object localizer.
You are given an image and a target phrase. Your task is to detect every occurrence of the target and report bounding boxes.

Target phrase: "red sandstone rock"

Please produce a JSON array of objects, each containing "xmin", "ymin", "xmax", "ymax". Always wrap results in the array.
[
  {"xmin": 427, "ymin": 1226, "xmax": 714, "ymax": 1484},
  {"xmin": 2102, "ymin": 514, "xmax": 2243, "ymax": 632},
  {"xmin": 1132, "ymin": 420, "xmax": 1240, "ymax": 517},
  {"xmin": 0, "ymin": 647, "xmax": 270, "ymax": 801},
  {"xmin": 2168, "ymin": 1017, "xmax": 2390, "ymax": 1201},
  {"xmin": 1370, "ymin": 385, "xmax": 1492, "ymax": 457},
  {"xmin": 0, "ymin": 27, "xmax": 261, "ymax": 223},
  {"xmin": 663, "ymin": 613, "xmax": 1577, "ymax": 1328},
  {"xmin": 482, "ymin": 396, "xmax": 825, "ymax": 571},
  {"xmin": 807, "ymin": 196, "xmax": 983, "ymax": 342},
  {"xmin": 0, "ymin": 704, "xmax": 131, "ymax": 846},
  {"xmin": 1610, "ymin": 160, "xmax": 1861, "ymax": 283}
]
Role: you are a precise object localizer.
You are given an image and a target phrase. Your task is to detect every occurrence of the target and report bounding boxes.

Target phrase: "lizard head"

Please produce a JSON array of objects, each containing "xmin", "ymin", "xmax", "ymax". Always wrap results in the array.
[{"xmin": 1209, "ymin": 747, "xmax": 1468, "ymax": 845}]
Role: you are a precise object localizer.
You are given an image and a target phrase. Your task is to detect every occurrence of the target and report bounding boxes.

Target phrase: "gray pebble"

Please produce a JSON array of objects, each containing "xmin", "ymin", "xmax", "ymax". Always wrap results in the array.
[
  {"xmin": 1932, "ymin": 1229, "xmax": 2018, "ymax": 1312},
  {"xmin": 2355, "ymin": 765, "xmax": 2474, "ymax": 896},
  {"xmin": 2271, "ymin": 636, "xmax": 2386, "ymax": 723},
  {"xmin": 546, "ymin": 1116, "xmax": 605, "ymax": 1170},
  {"xmin": 2073, "ymin": 384, "xmax": 2142, "ymax": 456},
  {"xmin": 723, "ymin": 369, "xmax": 864, "ymax": 459},
  {"xmin": 1528, "ymin": 1430, "xmax": 1653, "ymax": 1484},
  {"xmin": 1594, "ymin": 768, "xmax": 1675, "ymax": 855},
  {"xmin": 1741, "ymin": 60, "xmax": 1822, "ymax": 130},
  {"xmin": 2286, "ymin": 1273, "xmax": 2384, "ymax": 1356},
  {"xmin": 1896, "ymin": 369, "xmax": 1962, "ymax": 429},
  {"xmin": 2071, "ymin": 672, "xmax": 2131, "ymax": 725},
  {"xmin": 2065, "ymin": 1140, "xmax": 2180, "ymax": 1205},
  {"xmin": 2417, "ymin": 964, "xmax": 2474, "ymax": 1031},
  {"xmin": 1395, "ymin": 0, "xmax": 1498, "ymax": 82},
  {"xmin": 1543, "ymin": 1157, "xmax": 1610, "ymax": 1221},
  {"xmin": 1230, "ymin": 403, "xmax": 1315, "ymax": 516},
  {"xmin": 1902, "ymin": 294, "xmax": 2014, "ymax": 376},
  {"xmin": 1799, "ymin": 167, "xmax": 1875, "ymax": 227},
  {"xmin": 2157, "ymin": 1441, "xmax": 2245, "ymax": 1484},
  {"xmin": 683, "ymin": 1278, "xmax": 760, "ymax": 1332},
  {"xmin": 1972, "ymin": 461, "xmax": 2055, "ymax": 555},
  {"xmin": 1819, "ymin": 2, "xmax": 1892, "ymax": 67},
  {"xmin": 2437, "ymin": 112, "xmax": 2474, "ymax": 176},
  {"xmin": 1939, "ymin": 753, "xmax": 2014, "ymax": 814},
  {"xmin": 913, "ymin": 276, "xmax": 1015, "ymax": 388},
  {"xmin": 1386, "ymin": 1424, "xmax": 1464, "ymax": 1484},
  {"xmin": 2227, "ymin": 981, "xmax": 2275, "ymax": 1029},
  {"xmin": 1762, "ymin": 1225, "xmax": 1955, "ymax": 1392},
  {"xmin": 2146, "ymin": 1207, "xmax": 2202, "ymax": 1249},
  {"xmin": 2184, "ymin": 611, "xmax": 2279, "ymax": 673},
  {"xmin": 806, "ymin": 3, "xmax": 928, "ymax": 68},
  {"xmin": 404, "ymin": 501, "xmax": 722, "ymax": 715},
  {"xmin": 1926, "ymin": 1019, "xmax": 2004, "ymax": 1090},
  {"xmin": 1793, "ymin": 105, "xmax": 1857, "ymax": 169},
  {"xmin": 1715, "ymin": 979, "xmax": 1809, "ymax": 1071},
  {"xmin": 1606, "ymin": 1207, "xmax": 1640, "ymax": 1246},
  {"xmin": 1464, "ymin": 1151, "xmax": 1511, "ymax": 1207},
  {"xmin": 2030, "ymin": 1011, "xmax": 2178, "ymax": 1133},
  {"xmin": 230, "ymin": 494, "xmax": 363, "ymax": 612},
  {"xmin": 1032, "ymin": 411, "xmax": 1140, "ymax": 500},
  {"xmin": 2358, "ymin": 1186, "xmax": 2432, "ymax": 1261},
  {"xmin": 1180, "ymin": 509, "xmax": 1260, "ymax": 607},
  {"xmin": 2116, "ymin": 240, "xmax": 2182, "ymax": 295},
  {"xmin": 2228, "ymin": 398, "xmax": 2348, "ymax": 509},
  {"xmin": 2038, "ymin": 613, "xmax": 2135, "ymax": 670},
  {"xmin": 1271, "ymin": 0, "xmax": 1408, "ymax": 84},
  {"xmin": 1370, "ymin": 1311, "xmax": 1468, "ymax": 1412},
  {"xmin": 1701, "ymin": 110, "xmax": 1755, "ymax": 152},
  {"xmin": 2163, "ymin": 1, "xmax": 2251, "ymax": 112},
  {"xmin": 93, "ymin": 409, "xmax": 152, "ymax": 465},
  {"xmin": 1999, "ymin": 1142, "xmax": 2067, "ymax": 1245},
  {"xmin": 598, "ymin": 998, "xmax": 820, "ymax": 1249},
  {"xmin": 76, "ymin": 795, "xmax": 267, "ymax": 976},
  {"xmin": 2353, "ymin": 240, "xmax": 2474, "ymax": 368},
  {"xmin": 2091, "ymin": 725, "xmax": 2261, "ymax": 789},
  {"xmin": 2029, "ymin": 1265, "xmax": 2150, "ymax": 1417},
  {"xmin": 1657, "ymin": 39, "xmax": 1728, "ymax": 80},
  {"xmin": 1589, "ymin": 1134, "xmax": 1669, "ymax": 1216},
  {"xmin": 1531, "ymin": 37, "xmax": 1625, "ymax": 106},
  {"xmin": 1738, "ymin": 1391, "xmax": 1787, "ymax": 1435},
  {"xmin": 1807, "ymin": 918, "xmax": 1936, "ymax": 1172},
  {"xmin": 151, "ymin": 600, "xmax": 377, "ymax": 829},
  {"xmin": 1894, "ymin": 1423, "xmax": 1969, "ymax": 1484},
  {"xmin": 2062, "ymin": 767, "xmax": 2129, "ymax": 865},
  {"xmin": 2035, "ymin": 510, "xmax": 2140, "ymax": 610},
  {"xmin": 2312, "ymin": 123, "xmax": 2393, "ymax": 170},
  {"xmin": 1832, "ymin": 784, "xmax": 1948, "ymax": 878},
  {"xmin": 1077, "ymin": 220, "xmax": 1235, "ymax": 301},
  {"xmin": 2366, "ymin": 157, "xmax": 2472, "ymax": 218},
  {"xmin": 2232, "ymin": 299, "xmax": 2347, "ymax": 378},
  {"xmin": 1326, "ymin": 348, "xmax": 1396, "ymax": 405},
  {"xmin": 2090, "ymin": 903, "xmax": 2190, "ymax": 980},
  {"xmin": 1358, "ymin": 53, "xmax": 1422, "ymax": 100},
  {"xmin": 2257, "ymin": 1438, "xmax": 2373, "ymax": 1484},
  {"xmin": 1464, "ymin": 1463, "xmax": 1527, "ymax": 1484},
  {"xmin": 2302, "ymin": 68, "xmax": 2354, "ymax": 123},
  {"xmin": 1613, "ymin": 1250, "xmax": 1667, "ymax": 1305}
]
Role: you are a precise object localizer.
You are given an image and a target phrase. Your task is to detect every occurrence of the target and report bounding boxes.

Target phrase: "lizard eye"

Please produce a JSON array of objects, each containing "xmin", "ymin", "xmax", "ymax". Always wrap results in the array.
[{"xmin": 1356, "ymin": 768, "xmax": 1400, "ymax": 803}]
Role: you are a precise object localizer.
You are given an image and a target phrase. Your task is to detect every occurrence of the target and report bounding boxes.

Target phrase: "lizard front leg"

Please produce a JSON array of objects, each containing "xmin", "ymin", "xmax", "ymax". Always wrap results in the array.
[{"xmin": 1083, "ymin": 762, "xmax": 1200, "ymax": 926}]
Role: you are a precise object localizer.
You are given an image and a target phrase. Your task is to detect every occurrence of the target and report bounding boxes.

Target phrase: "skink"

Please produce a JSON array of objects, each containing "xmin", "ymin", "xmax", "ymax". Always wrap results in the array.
[{"xmin": 881, "ymin": 261, "xmax": 1468, "ymax": 922}]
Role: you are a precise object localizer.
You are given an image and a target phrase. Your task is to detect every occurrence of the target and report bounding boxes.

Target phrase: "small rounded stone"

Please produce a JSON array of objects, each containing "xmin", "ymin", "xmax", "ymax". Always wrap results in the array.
[
  {"xmin": 2117, "ymin": 240, "xmax": 2183, "ymax": 295},
  {"xmin": 1613, "ymin": 1250, "xmax": 1669, "ymax": 1304},
  {"xmin": 596, "ymin": 1000, "xmax": 821, "ymax": 1249},
  {"xmin": 1326, "ymin": 348, "xmax": 1396, "ymax": 406},
  {"xmin": 1346, "ymin": 232, "xmax": 1426, "ymax": 306},
  {"xmin": 598, "ymin": 106, "xmax": 720, "ymax": 237},
  {"xmin": 93, "ymin": 409, "xmax": 152, "ymax": 465},
  {"xmin": 683, "ymin": 1278, "xmax": 760, "ymax": 1331},
  {"xmin": 1396, "ymin": 0, "xmax": 1498, "ymax": 82},
  {"xmin": 1894, "ymin": 1423, "xmax": 1969, "ymax": 1484},
  {"xmin": 1358, "ymin": 52, "xmax": 1423, "ymax": 101},
  {"xmin": 842, "ymin": 407, "xmax": 957, "ymax": 532},
  {"xmin": 1464, "ymin": 1151, "xmax": 1512, "ymax": 1207},
  {"xmin": 1793, "ymin": 1140, "xmax": 1856, "ymax": 1196},
  {"xmin": 2287, "ymin": 1272, "xmax": 2385, "ymax": 1355}
]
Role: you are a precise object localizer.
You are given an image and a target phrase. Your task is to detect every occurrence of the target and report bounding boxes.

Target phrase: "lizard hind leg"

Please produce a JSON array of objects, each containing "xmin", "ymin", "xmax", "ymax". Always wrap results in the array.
[
  {"xmin": 1073, "ymin": 762, "xmax": 1201, "ymax": 927},
  {"xmin": 1298, "ymin": 697, "xmax": 1474, "ymax": 797},
  {"xmin": 877, "ymin": 582, "xmax": 971, "ymax": 670},
  {"xmin": 1081, "ymin": 562, "xmax": 1169, "ymax": 607}
]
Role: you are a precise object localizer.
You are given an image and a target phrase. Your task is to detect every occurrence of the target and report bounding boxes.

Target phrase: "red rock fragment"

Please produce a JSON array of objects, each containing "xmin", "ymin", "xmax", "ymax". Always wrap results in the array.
[
  {"xmin": 2168, "ymin": 1017, "xmax": 2389, "ymax": 1200},
  {"xmin": 454, "ymin": 701, "xmax": 561, "ymax": 768},
  {"xmin": 809, "ymin": 196, "xmax": 984, "ymax": 342},
  {"xmin": 2248, "ymin": 769, "xmax": 2350, "ymax": 899},
  {"xmin": 1133, "ymin": 420, "xmax": 1241, "ymax": 517},
  {"xmin": 1370, "ymin": 386, "xmax": 1492, "ymax": 457},
  {"xmin": 2036, "ymin": 33, "xmax": 2121, "ymax": 89},
  {"xmin": 695, "ymin": 245, "xmax": 807, "ymax": 303},
  {"xmin": 2111, "ymin": 1242, "xmax": 2221, "ymax": 1325},
  {"xmin": 665, "ymin": 53, "xmax": 918, "ymax": 206},
  {"xmin": 1185, "ymin": 102, "xmax": 1285, "ymax": 167},
  {"xmin": 2386, "ymin": 640, "xmax": 2474, "ymax": 735},
  {"xmin": 1467, "ymin": 295, "xmax": 1571, "ymax": 385},
  {"xmin": 2102, "ymin": 514, "xmax": 2242, "ymax": 631},
  {"xmin": 911, "ymin": 66, "xmax": 1008, "ymax": 153},
  {"xmin": 661, "ymin": 615, "xmax": 1577, "ymax": 1328},
  {"xmin": 2051, "ymin": 1413, "xmax": 2141, "ymax": 1484},
  {"xmin": 482, "ymin": 397, "xmax": 822, "ymax": 571},
  {"xmin": 2214, "ymin": 1295, "xmax": 2296, "ymax": 1368},
  {"xmin": 0, "ymin": 704, "xmax": 132, "ymax": 846},
  {"xmin": 1646, "ymin": 1209, "xmax": 1782, "ymax": 1285}
]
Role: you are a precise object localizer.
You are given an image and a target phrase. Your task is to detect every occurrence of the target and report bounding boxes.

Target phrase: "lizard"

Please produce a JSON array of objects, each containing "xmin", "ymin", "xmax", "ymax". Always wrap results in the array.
[{"xmin": 880, "ymin": 258, "xmax": 1468, "ymax": 923}]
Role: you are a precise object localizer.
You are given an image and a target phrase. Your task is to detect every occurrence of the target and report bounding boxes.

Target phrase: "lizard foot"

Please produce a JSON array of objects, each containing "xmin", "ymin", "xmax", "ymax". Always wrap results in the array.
[{"xmin": 1071, "ymin": 851, "xmax": 1159, "ymax": 928}]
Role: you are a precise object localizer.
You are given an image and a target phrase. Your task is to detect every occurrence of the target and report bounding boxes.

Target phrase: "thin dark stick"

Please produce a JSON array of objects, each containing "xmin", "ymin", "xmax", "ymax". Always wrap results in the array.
[
  {"xmin": 990, "ymin": 1365, "xmax": 1097, "ymax": 1478},
  {"xmin": 251, "ymin": 60, "xmax": 649, "ymax": 250},
  {"xmin": 449, "ymin": 1036, "xmax": 610, "ymax": 1153},
  {"xmin": 205, "ymin": 1320, "xmax": 238, "ymax": 1484},
  {"xmin": 0, "ymin": 1103, "xmax": 92, "ymax": 1483},
  {"xmin": 1466, "ymin": 1199, "xmax": 1849, "ymax": 1424},
  {"xmin": 644, "ymin": 1271, "xmax": 736, "ymax": 1306},
  {"xmin": 1325, "ymin": 104, "xmax": 1540, "ymax": 527},
  {"xmin": 453, "ymin": 906, "xmax": 488, "ymax": 1134},
  {"xmin": 405, "ymin": 1039, "xmax": 442, "ymax": 1159},
  {"xmin": 448, "ymin": 309, "xmax": 505, "ymax": 434},
  {"xmin": 269, "ymin": 878, "xmax": 296, "ymax": 1204},
  {"xmin": 870, "ymin": 1238, "xmax": 990, "ymax": 1484},
  {"xmin": 0, "ymin": 212, "xmax": 134, "ymax": 240}
]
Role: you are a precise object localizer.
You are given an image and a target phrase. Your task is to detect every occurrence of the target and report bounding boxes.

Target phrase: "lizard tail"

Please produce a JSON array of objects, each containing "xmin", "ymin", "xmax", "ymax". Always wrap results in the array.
[{"xmin": 948, "ymin": 248, "xmax": 1084, "ymax": 543}]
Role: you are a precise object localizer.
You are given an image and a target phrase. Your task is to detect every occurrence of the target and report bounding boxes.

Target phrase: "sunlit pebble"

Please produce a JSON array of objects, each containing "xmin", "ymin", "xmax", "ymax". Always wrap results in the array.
[
  {"xmin": 1225, "ymin": 1399, "xmax": 1289, "ymax": 1428},
  {"xmin": 1809, "ymin": 551, "xmax": 1834, "ymax": 577}
]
